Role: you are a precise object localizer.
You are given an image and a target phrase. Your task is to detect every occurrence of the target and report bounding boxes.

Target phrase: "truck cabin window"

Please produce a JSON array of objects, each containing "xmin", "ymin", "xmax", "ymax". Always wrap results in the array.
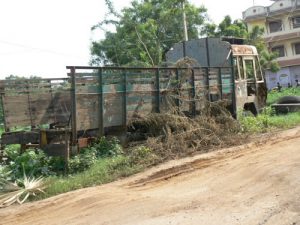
[
  {"xmin": 244, "ymin": 60, "xmax": 255, "ymax": 80},
  {"xmin": 239, "ymin": 57, "xmax": 245, "ymax": 80},
  {"xmin": 244, "ymin": 59, "xmax": 256, "ymax": 96},
  {"xmin": 255, "ymin": 57, "xmax": 263, "ymax": 81},
  {"xmin": 233, "ymin": 57, "xmax": 239, "ymax": 80}
]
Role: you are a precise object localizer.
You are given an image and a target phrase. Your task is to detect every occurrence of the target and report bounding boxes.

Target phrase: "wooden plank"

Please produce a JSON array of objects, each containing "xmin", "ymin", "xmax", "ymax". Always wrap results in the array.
[
  {"xmin": 1, "ymin": 131, "xmax": 39, "ymax": 144},
  {"xmin": 77, "ymin": 111, "xmax": 99, "ymax": 130},
  {"xmin": 3, "ymin": 95, "xmax": 31, "ymax": 127},
  {"xmin": 76, "ymin": 94, "xmax": 99, "ymax": 130}
]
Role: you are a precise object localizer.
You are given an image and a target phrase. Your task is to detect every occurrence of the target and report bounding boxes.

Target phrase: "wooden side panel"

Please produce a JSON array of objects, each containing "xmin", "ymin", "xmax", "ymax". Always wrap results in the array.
[
  {"xmin": 3, "ymin": 92, "xmax": 71, "ymax": 129},
  {"xmin": 30, "ymin": 92, "xmax": 71, "ymax": 125},
  {"xmin": 3, "ymin": 95, "xmax": 31, "ymax": 128},
  {"xmin": 103, "ymin": 92, "xmax": 123, "ymax": 128},
  {"xmin": 126, "ymin": 83, "xmax": 155, "ymax": 122},
  {"xmin": 76, "ymin": 94, "xmax": 99, "ymax": 130}
]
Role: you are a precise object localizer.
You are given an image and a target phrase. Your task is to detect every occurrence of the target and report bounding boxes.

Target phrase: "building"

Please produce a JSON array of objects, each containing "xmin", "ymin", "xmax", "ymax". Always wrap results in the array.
[{"xmin": 243, "ymin": 0, "xmax": 300, "ymax": 89}]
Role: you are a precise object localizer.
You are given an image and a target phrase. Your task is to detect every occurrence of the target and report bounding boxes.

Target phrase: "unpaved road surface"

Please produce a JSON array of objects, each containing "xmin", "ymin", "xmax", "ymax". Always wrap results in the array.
[{"xmin": 1, "ymin": 127, "xmax": 300, "ymax": 225}]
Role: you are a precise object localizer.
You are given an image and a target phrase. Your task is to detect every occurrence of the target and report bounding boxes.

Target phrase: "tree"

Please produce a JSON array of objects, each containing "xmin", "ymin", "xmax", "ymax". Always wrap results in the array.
[
  {"xmin": 201, "ymin": 15, "xmax": 247, "ymax": 38},
  {"xmin": 5, "ymin": 75, "xmax": 42, "ymax": 80},
  {"xmin": 217, "ymin": 16, "xmax": 247, "ymax": 38},
  {"xmin": 245, "ymin": 26, "xmax": 280, "ymax": 73},
  {"xmin": 90, "ymin": 0, "xmax": 208, "ymax": 66}
]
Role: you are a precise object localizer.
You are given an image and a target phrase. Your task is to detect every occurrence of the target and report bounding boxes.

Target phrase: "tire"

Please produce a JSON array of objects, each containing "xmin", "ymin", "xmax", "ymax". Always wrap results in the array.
[
  {"xmin": 277, "ymin": 96, "xmax": 300, "ymax": 104},
  {"xmin": 244, "ymin": 103, "xmax": 258, "ymax": 116}
]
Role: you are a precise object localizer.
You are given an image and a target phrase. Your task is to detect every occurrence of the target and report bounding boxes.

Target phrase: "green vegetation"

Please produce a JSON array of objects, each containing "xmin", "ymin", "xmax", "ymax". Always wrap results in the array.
[
  {"xmin": 43, "ymin": 145, "xmax": 156, "ymax": 198},
  {"xmin": 266, "ymin": 87, "xmax": 300, "ymax": 106},
  {"xmin": 240, "ymin": 88, "xmax": 300, "ymax": 133},
  {"xmin": 240, "ymin": 108, "xmax": 300, "ymax": 133},
  {"xmin": 0, "ymin": 138, "xmax": 156, "ymax": 202},
  {"xmin": 42, "ymin": 156, "xmax": 141, "ymax": 198}
]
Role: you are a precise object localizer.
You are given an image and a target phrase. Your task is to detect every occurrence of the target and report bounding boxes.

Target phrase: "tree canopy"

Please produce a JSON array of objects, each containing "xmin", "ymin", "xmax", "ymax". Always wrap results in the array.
[
  {"xmin": 90, "ymin": 0, "xmax": 208, "ymax": 66},
  {"xmin": 91, "ymin": 3, "xmax": 279, "ymax": 73}
]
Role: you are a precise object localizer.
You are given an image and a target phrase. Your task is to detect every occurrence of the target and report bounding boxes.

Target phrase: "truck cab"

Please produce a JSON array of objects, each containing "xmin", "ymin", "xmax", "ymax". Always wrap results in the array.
[
  {"xmin": 232, "ymin": 45, "xmax": 266, "ymax": 115},
  {"xmin": 166, "ymin": 37, "xmax": 266, "ymax": 116}
]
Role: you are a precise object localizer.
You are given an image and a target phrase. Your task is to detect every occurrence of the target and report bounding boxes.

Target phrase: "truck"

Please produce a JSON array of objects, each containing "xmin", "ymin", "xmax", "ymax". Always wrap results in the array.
[{"xmin": 0, "ymin": 37, "xmax": 266, "ymax": 159}]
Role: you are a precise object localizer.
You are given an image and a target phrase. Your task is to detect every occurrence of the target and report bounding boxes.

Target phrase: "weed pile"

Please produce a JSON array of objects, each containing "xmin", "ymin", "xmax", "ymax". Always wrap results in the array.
[
  {"xmin": 128, "ymin": 57, "xmax": 243, "ymax": 161},
  {"xmin": 129, "ymin": 101, "xmax": 241, "ymax": 162}
]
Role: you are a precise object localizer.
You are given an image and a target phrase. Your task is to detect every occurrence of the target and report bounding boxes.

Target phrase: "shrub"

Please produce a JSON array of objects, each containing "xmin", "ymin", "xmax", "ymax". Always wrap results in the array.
[
  {"xmin": 68, "ymin": 148, "xmax": 96, "ymax": 174},
  {"xmin": 6, "ymin": 149, "xmax": 55, "ymax": 179},
  {"xmin": 128, "ymin": 146, "xmax": 158, "ymax": 166},
  {"xmin": 90, "ymin": 137, "xmax": 123, "ymax": 158}
]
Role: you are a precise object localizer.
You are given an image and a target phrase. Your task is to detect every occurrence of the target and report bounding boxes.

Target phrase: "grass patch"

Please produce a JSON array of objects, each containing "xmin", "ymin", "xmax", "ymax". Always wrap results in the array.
[
  {"xmin": 240, "ymin": 88, "xmax": 300, "ymax": 133},
  {"xmin": 267, "ymin": 87, "xmax": 300, "ymax": 106},
  {"xmin": 41, "ymin": 156, "xmax": 143, "ymax": 199},
  {"xmin": 240, "ymin": 109, "xmax": 300, "ymax": 133}
]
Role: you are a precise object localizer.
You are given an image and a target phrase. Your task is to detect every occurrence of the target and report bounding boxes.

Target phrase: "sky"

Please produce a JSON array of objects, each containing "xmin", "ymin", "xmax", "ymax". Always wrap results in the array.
[{"xmin": 0, "ymin": 0, "xmax": 273, "ymax": 79}]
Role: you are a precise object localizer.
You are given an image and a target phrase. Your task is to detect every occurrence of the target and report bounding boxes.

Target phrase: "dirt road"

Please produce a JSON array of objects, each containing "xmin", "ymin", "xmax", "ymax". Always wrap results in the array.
[{"xmin": 1, "ymin": 127, "xmax": 300, "ymax": 225}]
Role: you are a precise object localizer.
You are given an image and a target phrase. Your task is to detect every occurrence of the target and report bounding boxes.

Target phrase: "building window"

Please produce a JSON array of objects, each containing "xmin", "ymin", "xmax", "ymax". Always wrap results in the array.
[
  {"xmin": 269, "ymin": 20, "xmax": 282, "ymax": 33},
  {"xmin": 292, "ymin": 16, "xmax": 300, "ymax": 28},
  {"xmin": 272, "ymin": 46, "xmax": 285, "ymax": 57},
  {"xmin": 294, "ymin": 43, "xmax": 300, "ymax": 55}
]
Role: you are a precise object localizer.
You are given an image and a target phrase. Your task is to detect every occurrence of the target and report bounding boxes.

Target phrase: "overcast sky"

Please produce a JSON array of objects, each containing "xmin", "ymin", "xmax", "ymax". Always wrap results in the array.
[{"xmin": 0, "ymin": 0, "xmax": 273, "ymax": 78}]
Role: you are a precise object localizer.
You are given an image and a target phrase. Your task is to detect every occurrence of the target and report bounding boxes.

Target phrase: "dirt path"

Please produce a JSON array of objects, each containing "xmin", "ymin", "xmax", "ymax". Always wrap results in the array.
[{"xmin": 1, "ymin": 127, "xmax": 300, "ymax": 225}]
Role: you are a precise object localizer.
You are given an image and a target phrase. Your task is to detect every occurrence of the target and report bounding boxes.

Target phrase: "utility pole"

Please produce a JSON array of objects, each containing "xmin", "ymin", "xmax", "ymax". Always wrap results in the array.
[{"xmin": 182, "ymin": 0, "xmax": 188, "ymax": 41}]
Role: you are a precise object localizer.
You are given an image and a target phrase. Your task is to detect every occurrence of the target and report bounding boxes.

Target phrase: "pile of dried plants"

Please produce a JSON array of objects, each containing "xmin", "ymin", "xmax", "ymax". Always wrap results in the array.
[
  {"xmin": 128, "ymin": 57, "xmax": 244, "ymax": 161},
  {"xmin": 128, "ymin": 101, "xmax": 242, "ymax": 162}
]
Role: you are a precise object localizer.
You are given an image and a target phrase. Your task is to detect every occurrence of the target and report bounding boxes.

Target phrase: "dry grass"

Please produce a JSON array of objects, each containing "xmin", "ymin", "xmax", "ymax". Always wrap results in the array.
[
  {"xmin": 129, "ymin": 101, "xmax": 242, "ymax": 162},
  {"xmin": 0, "ymin": 174, "xmax": 45, "ymax": 208},
  {"xmin": 128, "ymin": 57, "xmax": 244, "ymax": 161}
]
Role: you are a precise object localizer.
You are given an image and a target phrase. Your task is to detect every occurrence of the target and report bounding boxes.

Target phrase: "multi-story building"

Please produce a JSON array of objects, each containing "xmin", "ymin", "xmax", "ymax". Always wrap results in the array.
[{"xmin": 243, "ymin": 0, "xmax": 300, "ymax": 89}]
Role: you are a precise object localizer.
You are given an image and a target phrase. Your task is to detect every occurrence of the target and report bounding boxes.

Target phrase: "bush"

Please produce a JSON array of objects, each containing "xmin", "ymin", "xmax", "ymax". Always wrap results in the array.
[
  {"xmin": 6, "ymin": 149, "xmax": 55, "ymax": 179},
  {"xmin": 3, "ymin": 145, "xmax": 20, "ymax": 161},
  {"xmin": 89, "ymin": 137, "xmax": 123, "ymax": 158},
  {"xmin": 68, "ymin": 137, "xmax": 123, "ymax": 174},
  {"xmin": 128, "ymin": 146, "xmax": 158, "ymax": 166},
  {"xmin": 239, "ymin": 106, "xmax": 300, "ymax": 133},
  {"xmin": 68, "ymin": 148, "xmax": 97, "ymax": 174}
]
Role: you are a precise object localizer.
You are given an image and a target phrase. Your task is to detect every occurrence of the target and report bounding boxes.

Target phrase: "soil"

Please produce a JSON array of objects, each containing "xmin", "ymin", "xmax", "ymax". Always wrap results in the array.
[{"xmin": 1, "ymin": 127, "xmax": 300, "ymax": 225}]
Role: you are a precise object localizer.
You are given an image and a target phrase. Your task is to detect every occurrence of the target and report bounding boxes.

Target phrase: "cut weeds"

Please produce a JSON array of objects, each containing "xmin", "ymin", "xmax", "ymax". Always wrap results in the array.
[{"xmin": 0, "ymin": 172, "xmax": 45, "ymax": 208}]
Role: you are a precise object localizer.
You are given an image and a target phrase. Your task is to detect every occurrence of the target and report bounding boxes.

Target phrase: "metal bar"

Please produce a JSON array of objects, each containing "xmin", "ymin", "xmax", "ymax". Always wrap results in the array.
[
  {"xmin": 66, "ymin": 66, "xmax": 232, "ymax": 71},
  {"xmin": 0, "ymin": 94, "xmax": 8, "ymax": 132},
  {"xmin": 122, "ymin": 69, "xmax": 127, "ymax": 128},
  {"xmin": 191, "ymin": 69, "xmax": 196, "ymax": 117},
  {"xmin": 218, "ymin": 68, "xmax": 223, "ymax": 99},
  {"xmin": 48, "ymin": 80, "xmax": 56, "ymax": 123},
  {"xmin": 155, "ymin": 68, "xmax": 160, "ymax": 113},
  {"xmin": 230, "ymin": 55, "xmax": 237, "ymax": 118},
  {"xmin": 70, "ymin": 67, "xmax": 77, "ymax": 147},
  {"xmin": 205, "ymin": 68, "xmax": 210, "ymax": 101},
  {"xmin": 26, "ymin": 80, "xmax": 34, "ymax": 128},
  {"xmin": 175, "ymin": 68, "xmax": 180, "ymax": 108},
  {"xmin": 183, "ymin": 41, "xmax": 187, "ymax": 57},
  {"xmin": 205, "ymin": 37, "xmax": 211, "ymax": 67},
  {"xmin": 64, "ymin": 127, "xmax": 70, "ymax": 174},
  {"xmin": 1, "ymin": 78, "xmax": 68, "ymax": 83},
  {"xmin": 98, "ymin": 68, "xmax": 104, "ymax": 137}
]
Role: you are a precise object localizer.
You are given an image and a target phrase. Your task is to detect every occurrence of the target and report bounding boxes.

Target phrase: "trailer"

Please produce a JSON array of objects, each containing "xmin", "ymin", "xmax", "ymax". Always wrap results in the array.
[{"xmin": 0, "ymin": 38, "xmax": 266, "ymax": 158}]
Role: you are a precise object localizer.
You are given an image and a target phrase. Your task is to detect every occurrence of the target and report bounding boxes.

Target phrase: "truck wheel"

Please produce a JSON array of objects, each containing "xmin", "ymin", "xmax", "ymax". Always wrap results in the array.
[
  {"xmin": 277, "ymin": 96, "xmax": 300, "ymax": 104},
  {"xmin": 244, "ymin": 103, "xmax": 258, "ymax": 116}
]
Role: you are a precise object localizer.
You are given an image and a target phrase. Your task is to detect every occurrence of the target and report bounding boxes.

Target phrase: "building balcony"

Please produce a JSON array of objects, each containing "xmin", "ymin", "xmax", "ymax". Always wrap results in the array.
[
  {"xmin": 276, "ymin": 55, "xmax": 300, "ymax": 67},
  {"xmin": 243, "ymin": 0, "xmax": 300, "ymax": 21},
  {"xmin": 264, "ymin": 28, "xmax": 300, "ymax": 43}
]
